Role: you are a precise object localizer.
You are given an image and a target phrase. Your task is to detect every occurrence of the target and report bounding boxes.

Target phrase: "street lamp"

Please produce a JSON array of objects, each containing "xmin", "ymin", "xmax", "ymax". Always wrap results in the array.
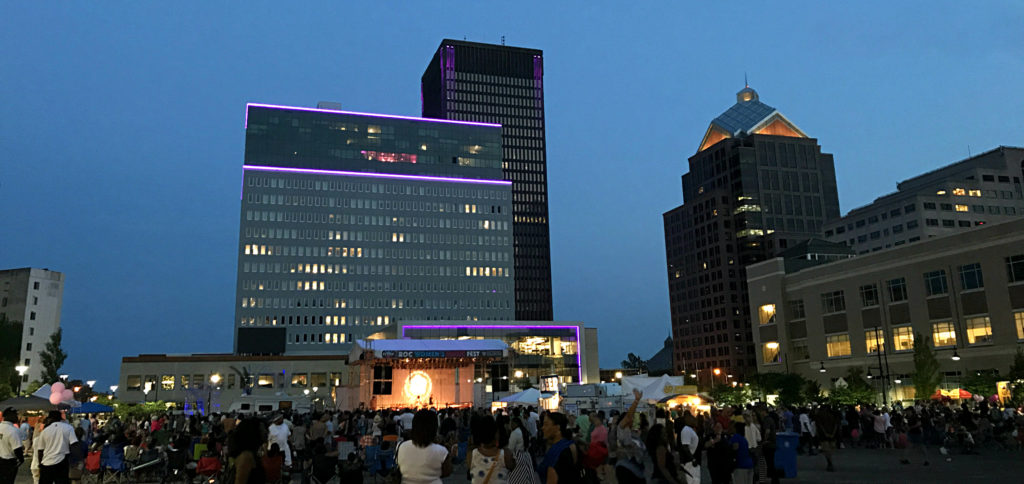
[
  {"xmin": 142, "ymin": 383, "xmax": 151, "ymax": 402},
  {"xmin": 14, "ymin": 365, "xmax": 28, "ymax": 395},
  {"xmin": 59, "ymin": 374, "xmax": 69, "ymax": 381},
  {"xmin": 514, "ymin": 370, "xmax": 524, "ymax": 379},
  {"xmin": 86, "ymin": 380, "xmax": 96, "ymax": 388},
  {"xmin": 614, "ymin": 371, "xmax": 623, "ymax": 380},
  {"xmin": 951, "ymin": 350, "xmax": 961, "ymax": 361},
  {"xmin": 303, "ymin": 389, "xmax": 310, "ymax": 396},
  {"xmin": 312, "ymin": 386, "xmax": 318, "ymax": 393},
  {"xmin": 818, "ymin": 362, "xmax": 827, "ymax": 373},
  {"xmin": 109, "ymin": 385, "xmax": 118, "ymax": 394}
]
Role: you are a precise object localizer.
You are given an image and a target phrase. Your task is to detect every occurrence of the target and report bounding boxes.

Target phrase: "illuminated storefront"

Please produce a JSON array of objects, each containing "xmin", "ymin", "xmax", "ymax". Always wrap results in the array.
[{"xmin": 399, "ymin": 321, "xmax": 599, "ymax": 386}]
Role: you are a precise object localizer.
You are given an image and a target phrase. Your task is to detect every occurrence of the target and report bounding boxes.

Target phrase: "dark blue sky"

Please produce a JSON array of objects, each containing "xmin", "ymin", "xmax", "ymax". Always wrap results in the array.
[{"xmin": 2, "ymin": 3, "xmax": 1022, "ymax": 387}]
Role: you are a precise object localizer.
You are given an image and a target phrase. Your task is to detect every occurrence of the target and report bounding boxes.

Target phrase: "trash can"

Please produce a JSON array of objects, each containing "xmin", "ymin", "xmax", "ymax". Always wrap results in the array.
[{"xmin": 775, "ymin": 431, "xmax": 800, "ymax": 478}]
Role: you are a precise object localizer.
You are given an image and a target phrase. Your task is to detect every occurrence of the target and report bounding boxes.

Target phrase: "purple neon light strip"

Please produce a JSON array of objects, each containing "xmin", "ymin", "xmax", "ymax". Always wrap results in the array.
[
  {"xmin": 245, "ymin": 103, "xmax": 501, "ymax": 129},
  {"xmin": 243, "ymin": 164, "xmax": 511, "ymax": 186},
  {"xmin": 402, "ymin": 324, "xmax": 583, "ymax": 383}
]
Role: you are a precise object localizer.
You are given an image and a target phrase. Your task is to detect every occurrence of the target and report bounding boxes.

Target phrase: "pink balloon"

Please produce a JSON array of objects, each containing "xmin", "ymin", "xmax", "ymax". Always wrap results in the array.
[
  {"xmin": 51, "ymin": 382, "xmax": 66, "ymax": 394},
  {"xmin": 49, "ymin": 393, "xmax": 62, "ymax": 405},
  {"xmin": 62, "ymin": 390, "xmax": 74, "ymax": 402}
]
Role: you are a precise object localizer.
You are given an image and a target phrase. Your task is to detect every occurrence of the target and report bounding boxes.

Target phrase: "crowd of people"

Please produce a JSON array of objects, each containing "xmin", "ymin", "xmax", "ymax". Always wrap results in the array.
[{"xmin": 1, "ymin": 392, "xmax": 1023, "ymax": 484}]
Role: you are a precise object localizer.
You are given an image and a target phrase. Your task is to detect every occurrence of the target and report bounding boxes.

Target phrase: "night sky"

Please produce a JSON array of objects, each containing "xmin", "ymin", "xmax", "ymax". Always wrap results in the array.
[{"xmin": 2, "ymin": 3, "xmax": 1022, "ymax": 388}]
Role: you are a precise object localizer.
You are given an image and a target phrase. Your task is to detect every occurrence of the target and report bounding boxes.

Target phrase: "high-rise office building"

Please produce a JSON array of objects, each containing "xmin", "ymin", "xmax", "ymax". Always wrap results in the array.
[
  {"xmin": 822, "ymin": 146, "xmax": 1024, "ymax": 254},
  {"xmin": 421, "ymin": 39, "xmax": 554, "ymax": 321},
  {"xmin": 663, "ymin": 86, "xmax": 840, "ymax": 380},
  {"xmin": 0, "ymin": 268, "xmax": 64, "ymax": 385},
  {"xmin": 236, "ymin": 103, "xmax": 515, "ymax": 355}
]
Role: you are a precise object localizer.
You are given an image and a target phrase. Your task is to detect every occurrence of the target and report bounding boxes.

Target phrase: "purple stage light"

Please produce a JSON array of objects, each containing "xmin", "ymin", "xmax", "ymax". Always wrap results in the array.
[
  {"xmin": 242, "ymin": 165, "xmax": 511, "ymax": 186},
  {"xmin": 245, "ymin": 103, "xmax": 501, "ymax": 129},
  {"xmin": 402, "ymin": 324, "xmax": 583, "ymax": 382}
]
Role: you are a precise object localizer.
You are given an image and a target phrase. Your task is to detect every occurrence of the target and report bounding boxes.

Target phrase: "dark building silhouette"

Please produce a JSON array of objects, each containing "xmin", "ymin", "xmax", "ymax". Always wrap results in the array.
[
  {"xmin": 663, "ymin": 86, "xmax": 841, "ymax": 382},
  {"xmin": 421, "ymin": 39, "xmax": 554, "ymax": 321}
]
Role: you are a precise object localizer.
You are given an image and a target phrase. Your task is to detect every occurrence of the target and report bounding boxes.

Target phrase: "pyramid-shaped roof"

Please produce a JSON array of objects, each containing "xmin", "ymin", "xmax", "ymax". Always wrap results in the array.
[{"xmin": 698, "ymin": 86, "xmax": 808, "ymax": 152}]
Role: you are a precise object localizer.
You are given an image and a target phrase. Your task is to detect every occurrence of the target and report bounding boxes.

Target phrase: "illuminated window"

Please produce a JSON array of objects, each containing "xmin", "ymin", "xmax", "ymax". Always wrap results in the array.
[
  {"xmin": 257, "ymin": 374, "xmax": 274, "ymax": 388},
  {"xmin": 1015, "ymin": 311, "xmax": 1024, "ymax": 340},
  {"xmin": 762, "ymin": 341, "xmax": 781, "ymax": 364},
  {"xmin": 161, "ymin": 375, "xmax": 175, "ymax": 391},
  {"xmin": 758, "ymin": 304, "xmax": 777, "ymax": 325},
  {"xmin": 952, "ymin": 188, "xmax": 966, "ymax": 196},
  {"xmin": 865, "ymin": 329, "xmax": 885, "ymax": 354},
  {"xmin": 936, "ymin": 190, "xmax": 947, "ymax": 195},
  {"xmin": 932, "ymin": 322, "xmax": 957, "ymax": 347},
  {"xmin": 126, "ymin": 375, "xmax": 141, "ymax": 391},
  {"xmin": 958, "ymin": 263, "xmax": 984, "ymax": 290},
  {"xmin": 826, "ymin": 334, "xmax": 851, "ymax": 358},
  {"xmin": 965, "ymin": 316, "xmax": 992, "ymax": 345},
  {"xmin": 893, "ymin": 326, "xmax": 914, "ymax": 351},
  {"xmin": 968, "ymin": 189, "xmax": 982, "ymax": 197},
  {"xmin": 291, "ymin": 374, "xmax": 308, "ymax": 388},
  {"xmin": 955, "ymin": 204, "xmax": 968, "ymax": 212}
]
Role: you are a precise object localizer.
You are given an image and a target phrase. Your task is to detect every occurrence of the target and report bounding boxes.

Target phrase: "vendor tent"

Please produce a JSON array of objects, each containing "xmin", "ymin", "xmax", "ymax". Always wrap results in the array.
[
  {"xmin": 0, "ymin": 395, "xmax": 53, "ymax": 411},
  {"xmin": 621, "ymin": 374, "xmax": 690, "ymax": 402},
  {"xmin": 69, "ymin": 401, "xmax": 115, "ymax": 414},
  {"xmin": 499, "ymin": 388, "xmax": 542, "ymax": 404}
]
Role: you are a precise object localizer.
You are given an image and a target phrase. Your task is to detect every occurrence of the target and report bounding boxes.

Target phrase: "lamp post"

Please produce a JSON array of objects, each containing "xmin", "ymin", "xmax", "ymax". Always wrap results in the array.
[
  {"xmin": 109, "ymin": 385, "xmax": 118, "ymax": 397},
  {"xmin": 59, "ymin": 374, "xmax": 69, "ymax": 382},
  {"xmin": 208, "ymin": 374, "xmax": 221, "ymax": 415},
  {"xmin": 86, "ymin": 380, "xmax": 96, "ymax": 389},
  {"xmin": 14, "ymin": 365, "xmax": 28, "ymax": 396}
]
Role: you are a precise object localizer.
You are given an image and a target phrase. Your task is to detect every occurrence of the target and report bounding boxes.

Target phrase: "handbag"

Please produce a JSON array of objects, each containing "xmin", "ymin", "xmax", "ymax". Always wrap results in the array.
[{"xmin": 389, "ymin": 441, "xmax": 404, "ymax": 484}]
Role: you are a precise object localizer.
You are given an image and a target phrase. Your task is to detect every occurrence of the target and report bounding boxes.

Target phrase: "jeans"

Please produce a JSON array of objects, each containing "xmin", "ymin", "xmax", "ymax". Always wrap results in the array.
[{"xmin": 39, "ymin": 457, "xmax": 70, "ymax": 484}]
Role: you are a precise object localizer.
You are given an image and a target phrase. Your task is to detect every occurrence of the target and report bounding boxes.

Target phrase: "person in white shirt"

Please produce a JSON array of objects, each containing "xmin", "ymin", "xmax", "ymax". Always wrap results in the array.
[
  {"xmin": 507, "ymin": 418, "xmax": 525, "ymax": 455},
  {"xmin": 399, "ymin": 409, "xmax": 415, "ymax": 437},
  {"xmin": 268, "ymin": 414, "xmax": 292, "ymax": 467},
  {"xmin": 37, "ymin": 411, "xmax": 78, "ymax": 484},
  {"xmin": 679, "ymin": 414, "xmax": 701, "ymax": 484},
  {"xmin": 525, "ymin": 408, "xmax": 539, "ymax": 439},
  {"xmin": 0, "ymin": 407, "xmax": 26, "ymax": 484}
]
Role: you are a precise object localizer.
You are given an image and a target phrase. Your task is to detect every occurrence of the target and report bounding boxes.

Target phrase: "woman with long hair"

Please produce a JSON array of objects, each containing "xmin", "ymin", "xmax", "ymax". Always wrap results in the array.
[
  {"xmin": 646, "ymin": 424, "xmax": 682, "ymax": 484},
  {"xmin": 395, "ymin": 409, "xmax": 453, "ymax": 484},
  {"xmin": 229, "ymin": 418, "xmax": 266, "ymax": 484}
]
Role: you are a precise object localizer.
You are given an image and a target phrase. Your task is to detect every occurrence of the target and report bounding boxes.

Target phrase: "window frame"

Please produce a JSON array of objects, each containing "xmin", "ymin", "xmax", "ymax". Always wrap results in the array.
[
  {"xmin": 965, "ymin": 316, "xmax": 993, "ymax": 345},
  {"xmin": 931, "ymin": 321, "xmax": 957, "ymax": 347},
  {"xmin": 825, "ymin": 333, "xmax": 852, "ymax": 358},
  {"xmin": 923, "ymin": 270, "xmax": 948, "ymax": 296},
  {"xmin": 859, "ymin": 283, "xmax": 879, "ymax": 307},
  {"xmin": 958, "ymin": 263, "xmax": 984, "ymax": 291}
]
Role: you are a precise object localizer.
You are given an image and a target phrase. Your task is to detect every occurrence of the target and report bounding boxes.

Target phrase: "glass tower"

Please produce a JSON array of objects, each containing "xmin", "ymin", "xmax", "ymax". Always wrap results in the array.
[
  {"xmin": 421, "ymin": 39, "xmax": 554, "ymax": 321},
  {"xmin": 236, "ymin": 103, "xmax": 515, "ymax": 354}
]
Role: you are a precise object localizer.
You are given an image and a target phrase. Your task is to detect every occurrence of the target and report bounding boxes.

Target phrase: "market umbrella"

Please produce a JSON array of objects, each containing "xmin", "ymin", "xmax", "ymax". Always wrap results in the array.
[
  {"xmin": 0, "ymin": 395, "xmax": 53, "ymax": 411},
  {"xmin": 69, "ymin": 401, "xmax": 114, "ymax": 414},
  {"xmin": 958, "ymin": 389, "xmax": 972, "ymax": 399}
]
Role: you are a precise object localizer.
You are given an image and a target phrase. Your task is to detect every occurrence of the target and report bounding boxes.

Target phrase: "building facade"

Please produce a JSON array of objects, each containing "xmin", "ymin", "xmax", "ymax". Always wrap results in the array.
[
  {"xmin": 0, "ymin": 268, "xmax": 64, "ymax": 384},
  {"xmin": 236, "ymin": 103, "xmax": 515, "ymax": 355},
  {"xmin": 823, "ymin": 146, "xmax": 1024, "ymax": 254},
  {"xmin": 748, "ymin": 218, "xmax": 1024, "ymax": 400},
  {"xmin": 117, "ymin": 353, "xmax": 349, "ymax": 412},
  {"xmin": 663, "ymin": 86, "xmax": 841, "ymax": 381},
  {"xmin": 421, "ymin": 39, "xmax": 554, "ymax": 321},
  {"xmin": 398, "ymin": 320, "xmax": 599, "ymax": 385}
]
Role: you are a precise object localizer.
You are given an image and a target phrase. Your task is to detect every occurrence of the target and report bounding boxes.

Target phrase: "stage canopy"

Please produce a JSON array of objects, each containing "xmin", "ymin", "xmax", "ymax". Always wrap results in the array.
[{"xmin": 350, "ymin": 339, "xmax": 510, "ymax": 367}]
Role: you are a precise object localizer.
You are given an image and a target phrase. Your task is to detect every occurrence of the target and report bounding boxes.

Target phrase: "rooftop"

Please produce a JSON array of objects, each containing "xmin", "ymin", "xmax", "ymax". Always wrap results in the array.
[{"xmin": 697, "ymin": 86, "xmax": 808, "ymax": 152}]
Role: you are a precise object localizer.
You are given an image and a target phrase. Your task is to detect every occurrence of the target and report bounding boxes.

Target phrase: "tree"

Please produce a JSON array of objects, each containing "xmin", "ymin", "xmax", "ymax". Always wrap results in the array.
[
  {"xmin": 802, "ymin": 379, "xmax": 824, "ymax": 404},
  {"xmin": 961, "ymin": 370, "xmax": 999, "ymax": 398},
  {"xmin": 620, "ymin": 353, "xmax": 648, "ymax": 373},
  {"xmin": 0, "ymin": 314, "xmax": 24, "ymax": 394},
  {"xmin": 40, "ymin": 329, "xmax": 68, "ymax": 384},
  {"xmin": 911, "ymin": 332, "xmax": 941, "ymax": 400},
  {"xmin": 748, "ymin": 372, "xmax": 808, "ymax": 407},
  {"xmin": 709, "ymin": 383, "xmax": 752, "ymax": 407},
  {"xmin": 827, "ymin": 367, "xmax": 877, "ymax": 405}
]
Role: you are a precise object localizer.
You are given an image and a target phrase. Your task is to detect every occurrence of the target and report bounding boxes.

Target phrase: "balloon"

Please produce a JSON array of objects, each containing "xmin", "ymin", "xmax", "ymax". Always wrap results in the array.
[
  {"xmin": 62, "ymin": 390, "xmax": 74, "ymax": 402},
  {"xmin": 49, "ymin": 393, "xmax": 62, "ymax": 405},
  {"xmin": 52, "ymin": 382, "xmax": 65, "ymax": 394}
]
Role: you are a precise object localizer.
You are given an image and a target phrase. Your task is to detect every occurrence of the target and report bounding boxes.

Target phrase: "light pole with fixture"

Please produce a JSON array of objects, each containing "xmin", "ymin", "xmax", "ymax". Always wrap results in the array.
[
  {"xmin": 208, "ymin": 374, "xmax": 222, "ymax": 415},
  {"xmin": 14, "ymin": 365, "xmax": 28, "ymax": 395},
  {"xmin": 818, "ymin": 362, "xmax": 827, "ymax": 373},
  {"xmin": 109, "ymin": 385, "xmax": 118, "ymax": 397},
  {"xmin": 59, "ymin": 374, "xmax": 69, "ymax": 382}
]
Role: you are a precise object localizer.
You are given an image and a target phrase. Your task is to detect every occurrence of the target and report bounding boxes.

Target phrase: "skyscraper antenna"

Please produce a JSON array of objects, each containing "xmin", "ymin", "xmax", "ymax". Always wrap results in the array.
[
  {"xmin": 968, "ymin": 145, "xmax": 972, "ymax": 157},
  {"xmin": 744, "ymin": 72, "xmax": 748, "ymax": 88}
]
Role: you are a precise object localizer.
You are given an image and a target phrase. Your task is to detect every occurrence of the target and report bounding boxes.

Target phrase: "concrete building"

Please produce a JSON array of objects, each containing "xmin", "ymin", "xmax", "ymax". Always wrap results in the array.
[
  {"xmin": 421, "ymin": 39, "xmax": 554, "ymax": 321},
  {"xmin": 823, "ymin": 146, "xmax": 1024, "ymax": 254},
  {"xmin": 663, "ymin": 85, "xmax": 841, "ymax": 382},
  {"xmin": 116, "ymin": 353, "xmax": 350, "ymax": 413},
  {"xmin": 398, "ymin": 320, "xmax": 600, "ymax": 385},
  {"xmin": 748, "ymin": 218, "xmax": 1024, "ymax": 400},
  {"xmin": 0, "ymin": 268, "xmax": 64, "ymax": 385},
  {"xmin": 237, "ymin": 103, "xmax": 514, "ymax": 355}
]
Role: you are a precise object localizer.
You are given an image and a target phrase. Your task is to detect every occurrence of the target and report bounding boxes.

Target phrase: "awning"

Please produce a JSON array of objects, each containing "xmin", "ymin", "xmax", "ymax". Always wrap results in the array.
[
  {"xmin": 350, "ymin": 339, "xmax": 509, "ymax": 363},
  {"xmin": 69, "ymin": 401, "xmax": 115, "ymax": 414},
  {"xmin": 0, "ymin": 395, "xmax": 53, "ymax": 411}
]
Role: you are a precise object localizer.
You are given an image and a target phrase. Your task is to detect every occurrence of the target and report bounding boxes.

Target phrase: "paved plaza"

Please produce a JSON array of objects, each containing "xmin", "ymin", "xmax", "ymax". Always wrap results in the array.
[{"xmin": 12, "ymin": 445, "xmax": 1022, "ymax": 484}]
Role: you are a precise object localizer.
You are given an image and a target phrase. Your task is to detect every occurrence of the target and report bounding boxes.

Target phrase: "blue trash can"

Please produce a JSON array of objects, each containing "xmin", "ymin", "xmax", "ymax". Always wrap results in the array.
[{"xmin": 775, "ymin": 431, "xmax": 800, "ymax": 478}]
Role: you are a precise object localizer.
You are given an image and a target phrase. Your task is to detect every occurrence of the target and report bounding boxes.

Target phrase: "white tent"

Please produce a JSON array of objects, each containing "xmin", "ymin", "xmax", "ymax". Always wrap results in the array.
[
  {"xmin": 621, "ymin": 374, "xmax": 687, "ymax": 402},
  {"xmin": 499, "ymin": 388, "xmax": 541, "ymax": 404}
]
